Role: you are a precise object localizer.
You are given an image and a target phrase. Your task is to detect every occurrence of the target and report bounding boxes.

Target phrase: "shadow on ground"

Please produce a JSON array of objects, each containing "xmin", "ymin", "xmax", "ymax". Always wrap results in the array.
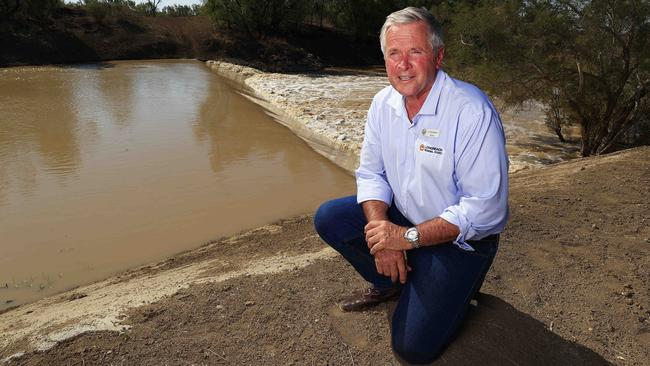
[{"xmin": 428, "ymin": 294, "xmax": 611, "ymax": 366}]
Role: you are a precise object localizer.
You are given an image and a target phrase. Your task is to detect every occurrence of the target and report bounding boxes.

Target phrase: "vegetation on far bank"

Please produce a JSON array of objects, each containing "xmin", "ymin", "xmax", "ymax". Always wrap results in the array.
[{"xmin": 1, "ymin": 0, "xmax": 648, "ymax": 156}]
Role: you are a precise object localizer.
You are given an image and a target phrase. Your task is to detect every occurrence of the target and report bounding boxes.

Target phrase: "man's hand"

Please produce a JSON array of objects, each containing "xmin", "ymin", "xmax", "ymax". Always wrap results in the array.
[
  {"xmin": 365, "ymin": 220, "xmax": 410, "ymax": 254},
  {"xmin": 374, "ymin": 249, "xmax": 411, "ymax": 284},
  {"xmin": 366, "ymin": 220, "xmax": 412, "ymax": 284}
]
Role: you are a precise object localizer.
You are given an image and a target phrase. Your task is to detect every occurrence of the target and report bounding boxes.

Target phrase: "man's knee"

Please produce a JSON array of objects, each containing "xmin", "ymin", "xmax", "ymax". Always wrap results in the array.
[
  {"xmin": 314, "ymin": 196, "xmax": 357, "ymax": 238},
  {"xmin": 392, "ymin": 331, "xmax": 445, "ymax": 365},
  {"xmin": 314, "ymin": 199, "xmax": 337, "ymax": 238}
]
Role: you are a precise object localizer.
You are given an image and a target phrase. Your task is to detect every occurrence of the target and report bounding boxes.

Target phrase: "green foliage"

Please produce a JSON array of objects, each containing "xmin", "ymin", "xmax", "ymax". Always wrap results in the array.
[
  {"xmin": 325, "ymin": 0, "xmax": 442, "ymax": 38},
  {"xmin": 80, "ymin": 0, "xmax": 136, "ymax": 22},
  {"xmin": 442, "ymin": 0, "xmax": 650, "ymax": 155},
  {"xmin": 161, "ymin": 4, "xmax": 197, "ymax": 17},
  {"xmin": 1, "ymin": 0, "xmax": 62, "ymax": 21},
  {"xmin": 78, "ymin": 0, "xmax": 168, "ymax": 20},
  {"xmin": 191, "ymin": 3, "xmax": 206, "ymax": 15},
  {"xmin": 202, "ymin": 0, "xmax": 448, "ymax": 38},
  {"xmin": 136, "ymin": 0, "xmax": 161, "ymax": 16},
  {"xmin": 204, "ymin": 0, "xmax": 310, "ymax": 36}
]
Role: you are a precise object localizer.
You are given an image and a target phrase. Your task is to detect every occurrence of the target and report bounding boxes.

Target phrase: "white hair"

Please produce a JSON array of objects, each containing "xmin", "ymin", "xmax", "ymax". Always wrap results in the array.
[{"xmin": 379, "ymin": 7, "xmax": 444, "ymax": 56}]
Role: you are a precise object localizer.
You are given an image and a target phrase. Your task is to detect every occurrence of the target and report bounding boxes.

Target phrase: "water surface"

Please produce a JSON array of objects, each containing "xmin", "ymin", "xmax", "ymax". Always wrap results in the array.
[{"xmin": 0, "ymin": 60, "xmax": 355, "ymax": 310}]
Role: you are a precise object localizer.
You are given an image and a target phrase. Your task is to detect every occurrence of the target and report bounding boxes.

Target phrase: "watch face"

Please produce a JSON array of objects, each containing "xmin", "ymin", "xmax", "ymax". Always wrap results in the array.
[{"xmin": 406, "ymin": 229, "xmax": 418, "ymax": 241}]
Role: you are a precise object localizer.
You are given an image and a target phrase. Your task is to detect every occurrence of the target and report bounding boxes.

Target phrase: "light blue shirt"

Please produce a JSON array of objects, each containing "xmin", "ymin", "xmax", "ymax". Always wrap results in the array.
[{"xmin": 355, "ymin": 70, "xmax": 509, "ymax": 250}]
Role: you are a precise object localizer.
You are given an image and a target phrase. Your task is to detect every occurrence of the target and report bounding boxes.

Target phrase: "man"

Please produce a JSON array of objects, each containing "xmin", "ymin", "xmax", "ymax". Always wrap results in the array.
[{"xmin": 314, "ymin": 6, "xmax": 509, "ymax": 364}]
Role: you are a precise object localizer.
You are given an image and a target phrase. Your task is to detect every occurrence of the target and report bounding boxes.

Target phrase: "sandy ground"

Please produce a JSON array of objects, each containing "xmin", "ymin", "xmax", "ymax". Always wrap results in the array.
[{"xmin": 1, "ymin": 63, "xmax": 648, "ymax": 365}]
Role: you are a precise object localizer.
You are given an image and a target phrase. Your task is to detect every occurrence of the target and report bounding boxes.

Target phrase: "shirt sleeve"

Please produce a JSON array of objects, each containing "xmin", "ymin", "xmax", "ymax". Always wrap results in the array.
[
  {"xmin": 355, "ymin": 99, "xmax": 393, "ymax": 205},
  {"xmin": 439, "ymin": 103, "xmax": 509, "ymax": 250}
]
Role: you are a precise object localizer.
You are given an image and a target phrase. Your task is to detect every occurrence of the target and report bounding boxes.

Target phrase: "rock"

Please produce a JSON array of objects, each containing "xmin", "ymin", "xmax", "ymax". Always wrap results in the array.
[
  {"xmin": 221, "ymin": 285, "xmax": 232, "ymax": 292},
  {"xmin": 68, "ymin": 292, "xmax": 88, "ymax": 301}
]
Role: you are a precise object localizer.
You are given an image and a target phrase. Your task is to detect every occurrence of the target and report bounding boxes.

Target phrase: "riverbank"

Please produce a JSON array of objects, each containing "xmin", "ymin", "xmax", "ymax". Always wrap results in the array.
[
  {"xmin": 0, "ymin": 8, "xmax": 381, "ymax": 71},
  {"xmin": 2, "ymin": 145, "xmax": 648, "ymax": 365}
]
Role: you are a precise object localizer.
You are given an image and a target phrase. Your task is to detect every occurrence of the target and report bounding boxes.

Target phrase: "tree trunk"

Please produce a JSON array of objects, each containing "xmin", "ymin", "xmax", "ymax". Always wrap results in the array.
[
  {"xmin": 580, "ymin": 119, "xmax": 592, "ymax": 157},
  {"xmin": 554, "ymin": 127, "xmax": 566, "ymax": 143}
]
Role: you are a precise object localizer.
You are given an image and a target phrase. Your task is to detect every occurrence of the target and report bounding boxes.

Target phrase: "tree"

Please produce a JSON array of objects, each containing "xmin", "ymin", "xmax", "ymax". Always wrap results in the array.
[
  {"xmin": 144, "ymin": 0, "xmax": 161, "ymax": 16},
  {"xmin": 204, "ymin": 0, "xmax": 310, "ymax": 37},
  {"xmin": 442, "ymin": 0, "xmax": 650, "ymax": 156},
  {"xmin": 325, "ymin": 0, "xmax": 442, "ymax": 38},
  {"xmin": 1, "ymin": 0, "xmax": 61, "ymax": 21},
  {"xmin": 161, "ymin": 4, "xmax": 196, "ymax": 16},
  {"xmin": 0, "ymin": 0, "xmax": 21, "ymax": 20},
  {"xmin": 80, "ymin": 0, "xmax": 136, "ymax": 22}
]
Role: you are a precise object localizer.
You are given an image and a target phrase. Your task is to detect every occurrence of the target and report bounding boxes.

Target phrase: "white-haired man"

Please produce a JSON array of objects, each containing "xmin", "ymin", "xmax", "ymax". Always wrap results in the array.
[{"xmin": 314, "ymin": 6, "xmax": 509, "ymax": 364}]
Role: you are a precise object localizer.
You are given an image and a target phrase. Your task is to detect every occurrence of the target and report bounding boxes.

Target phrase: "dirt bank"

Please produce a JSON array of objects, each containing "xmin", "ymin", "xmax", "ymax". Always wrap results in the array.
[
  {"xmin": 2, "ymin": 146, "xmax": 648, "ymax": 365},
  {"xmin": 0, "ymin": 8, "xmax": 381, "ymax": 71}
]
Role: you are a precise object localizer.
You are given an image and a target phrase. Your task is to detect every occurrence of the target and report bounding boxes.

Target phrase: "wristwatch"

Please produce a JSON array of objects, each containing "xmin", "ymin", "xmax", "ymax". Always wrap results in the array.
[{"xmin": 404, "ymin": 227, "xmax": 420, "ymax": 249}]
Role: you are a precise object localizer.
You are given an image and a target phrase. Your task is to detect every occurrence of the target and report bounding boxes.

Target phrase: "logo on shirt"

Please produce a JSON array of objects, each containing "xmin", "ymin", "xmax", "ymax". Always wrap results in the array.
[{"xmin": 419, "ymin": 144, "xmax": 444, "ymax": 155}]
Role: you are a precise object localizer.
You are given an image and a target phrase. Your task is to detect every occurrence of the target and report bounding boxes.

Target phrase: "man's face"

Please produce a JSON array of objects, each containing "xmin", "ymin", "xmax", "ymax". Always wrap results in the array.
[{"xmin": 384, "ymin": 22, "xmax": 443, "ymax": 103}]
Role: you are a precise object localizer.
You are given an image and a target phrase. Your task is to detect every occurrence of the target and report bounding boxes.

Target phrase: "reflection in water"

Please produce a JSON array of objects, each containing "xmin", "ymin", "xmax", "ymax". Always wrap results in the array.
[
  {"xmin": 0, "ymin": 67, "xmax": 83, "ymax": 201},
  {"xmin": 96, "ymin": 63, "xmax": 136, "ymax": 128},
  {"xmin": 194, "ymin": 73, "xmax": 238, "ymax": 174},
  {"xmin": 0, "ymin": 61, "xmax": 355, "ymax": 310}
]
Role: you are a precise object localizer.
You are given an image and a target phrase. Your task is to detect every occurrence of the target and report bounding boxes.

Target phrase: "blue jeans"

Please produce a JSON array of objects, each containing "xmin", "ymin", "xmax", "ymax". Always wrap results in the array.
[{"xmin": 314, "ymin": 196, "xmax": 499, "ymax": 364}]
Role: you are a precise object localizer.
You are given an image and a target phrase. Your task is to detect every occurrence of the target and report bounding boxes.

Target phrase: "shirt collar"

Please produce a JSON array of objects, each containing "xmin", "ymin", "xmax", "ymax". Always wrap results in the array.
[{"xmin": 387, "ymin": 69, "xmax": 447, "ymax": 118}]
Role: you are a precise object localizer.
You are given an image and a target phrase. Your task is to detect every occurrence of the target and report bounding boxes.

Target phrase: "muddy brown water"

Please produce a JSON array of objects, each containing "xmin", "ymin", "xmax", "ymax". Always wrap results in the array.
[{"xmin": 0, "ymin": 60, "xmax": 355, "ymax": 310}]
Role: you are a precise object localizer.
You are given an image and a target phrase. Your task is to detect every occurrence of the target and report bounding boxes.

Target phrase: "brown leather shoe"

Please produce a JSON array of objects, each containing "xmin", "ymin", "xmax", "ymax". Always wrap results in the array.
[{"xmin": 337, "ymin": 287, "xmax": 401, "ymax": 312}]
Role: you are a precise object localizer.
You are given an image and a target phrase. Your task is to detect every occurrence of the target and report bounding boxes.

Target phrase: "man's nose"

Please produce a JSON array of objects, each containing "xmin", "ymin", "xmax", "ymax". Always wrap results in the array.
[{"xmin": 397, "ymin": 54, "xmax": 411, "ymax": 70}]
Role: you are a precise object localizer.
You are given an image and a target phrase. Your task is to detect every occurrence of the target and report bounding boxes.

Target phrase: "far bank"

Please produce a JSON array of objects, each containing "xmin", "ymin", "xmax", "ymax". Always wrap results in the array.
[{"xmin": 0, "ymin": 8, "xmax": 381, "ymax": 71}]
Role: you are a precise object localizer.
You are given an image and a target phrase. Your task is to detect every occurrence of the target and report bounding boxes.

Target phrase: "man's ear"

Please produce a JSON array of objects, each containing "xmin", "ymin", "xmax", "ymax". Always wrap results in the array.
[{"xmin": 435, "ymin": 47, "xmax": 445, "ymax": 69}]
